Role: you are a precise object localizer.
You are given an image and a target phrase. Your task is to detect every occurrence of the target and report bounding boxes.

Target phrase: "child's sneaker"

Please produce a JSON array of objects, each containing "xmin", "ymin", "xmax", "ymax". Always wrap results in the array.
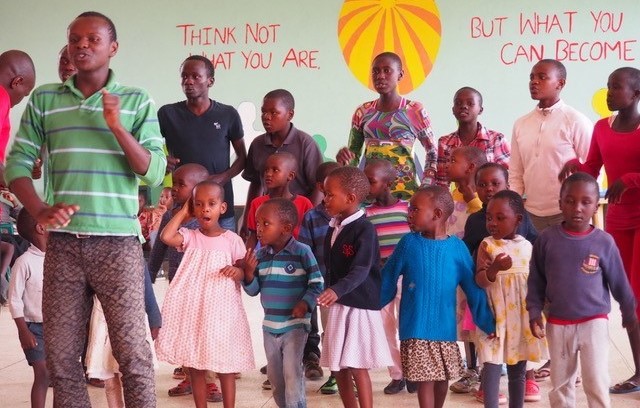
[
  {"xmin": 168, "ymin": 379, "xmax": 192, "ymax": 396},
  {"xmin": 262, "ymin": 379, "xmax": 272, "ymax": 390},
  {"xmin": 319, "ymin": 376, "xmax": 338, "ymax": 395},
  {"xmin": 304, "ymin": 353, "xmax": 324, "ymax": 380},
  {"xmin": 524, "ymin": 379, "xmax": 541, "ymax": 402},
  {"xmin": 449, "ymin": 368, "xmax": 480, "ymax": 393},
  {"xmin": 206, "ymin": 383, "xmax": 223, "ymax": 402},
  {"xmin": 475, "ymin": 390, "xmax": 507, "ymax": 405}
]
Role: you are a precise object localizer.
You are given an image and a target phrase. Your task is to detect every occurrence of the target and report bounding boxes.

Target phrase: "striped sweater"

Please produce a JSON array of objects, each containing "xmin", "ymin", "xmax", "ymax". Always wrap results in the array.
[
  {"xmin": 243, "ymin": 237, "xmax": 324, "ymax": 334},
  {"xmin": 364, "ymin": 200, "xmax": 410, "ymax": 262},
  {"xmin": 5, "ymin": 71, "xmax": 166, "ymax": 238}
]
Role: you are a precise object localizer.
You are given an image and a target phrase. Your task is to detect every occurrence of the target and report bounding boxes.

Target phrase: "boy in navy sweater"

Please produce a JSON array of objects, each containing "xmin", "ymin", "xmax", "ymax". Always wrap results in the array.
[{"xmin": 527, "ymin": 172, "xmax": 637, "ymax": 408}]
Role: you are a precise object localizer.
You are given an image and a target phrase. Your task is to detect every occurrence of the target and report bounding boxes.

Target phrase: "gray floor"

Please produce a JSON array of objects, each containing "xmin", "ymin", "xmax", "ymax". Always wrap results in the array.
[{"xmin": 1, "ymin": 278, "xmax": 639, "ymax": 407}]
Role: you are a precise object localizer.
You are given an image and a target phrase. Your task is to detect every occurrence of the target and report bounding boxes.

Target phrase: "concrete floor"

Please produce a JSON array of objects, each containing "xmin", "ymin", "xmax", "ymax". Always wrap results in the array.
[{"xmin": 1, "ymin": 278, "xmax": 639, "ymax": 407}]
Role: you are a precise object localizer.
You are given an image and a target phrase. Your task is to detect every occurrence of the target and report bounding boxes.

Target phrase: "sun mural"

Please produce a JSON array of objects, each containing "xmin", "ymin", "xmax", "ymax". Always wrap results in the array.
[{"xmin": 338, "ymin": 0, "xmax": 442, "ymax": 94}]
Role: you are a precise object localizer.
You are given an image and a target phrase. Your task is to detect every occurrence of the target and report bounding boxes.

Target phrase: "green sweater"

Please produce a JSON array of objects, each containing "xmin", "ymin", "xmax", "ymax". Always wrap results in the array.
[{"xmin": 5, "ymin": 71, "xmax": 166, "ymax": 238}]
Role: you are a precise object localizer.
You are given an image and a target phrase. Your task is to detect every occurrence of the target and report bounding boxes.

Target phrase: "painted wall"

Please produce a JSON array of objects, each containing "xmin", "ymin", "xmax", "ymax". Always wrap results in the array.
[{"xmin": 4, "ymin": 0, "xmax": 638, "ymax": 202}]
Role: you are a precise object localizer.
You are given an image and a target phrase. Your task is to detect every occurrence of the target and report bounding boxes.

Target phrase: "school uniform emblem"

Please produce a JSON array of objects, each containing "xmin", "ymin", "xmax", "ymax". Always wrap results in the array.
[
  {"xmin": 342, "ymin": 244, "xmax": 355, "ymax": 257},
  {"xmin": 581, "ymin": 254, "xmax": 599, "ymax": 274},
  {"xmin": 284, "ymin": 263, "xmax": 296, "ymax": 274}
]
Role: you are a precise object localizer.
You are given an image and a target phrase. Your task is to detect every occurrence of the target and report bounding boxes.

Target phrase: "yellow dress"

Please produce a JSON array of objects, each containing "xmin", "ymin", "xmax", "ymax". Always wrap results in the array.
[{"xmin": 475, "ymin": 235, "xmax": 548, "ymax": 365}]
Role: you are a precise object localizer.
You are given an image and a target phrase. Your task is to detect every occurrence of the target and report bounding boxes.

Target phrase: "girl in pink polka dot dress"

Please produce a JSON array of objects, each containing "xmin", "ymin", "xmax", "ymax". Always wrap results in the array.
[{"xmin": 156, "ymin": 181, "xmax": 255, "ymax": 408}]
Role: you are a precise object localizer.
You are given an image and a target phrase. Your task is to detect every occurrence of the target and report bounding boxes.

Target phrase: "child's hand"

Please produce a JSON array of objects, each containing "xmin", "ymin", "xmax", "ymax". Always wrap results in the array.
[
  {"xmin": 291, "ymin": 300, "xmax": 309, "ymax": 318},
  {"xmin": 317, "ymin": 289, "xmax": 338, "ymax": 307},
  {"xmin": 178, "ymin": 200, "xmax": 192, "ymax": 218},
  {"xmin": 606, "ymin": 179, "xmax": 627, "ymax": 204},
  {"xmin": 530, "ymin": 317, "xmax": 545, "ymax": 339},
  {"xmin": 336, "ymin": 147, "xmax": 355, "ymax": 165},
  {"xmin": 458, "ymin": 181, "xmax": 476, "ymax": 203},
  {"xmin": 101, "ymin": 89, "xmax": 122, "ymax": 131},
  {"xmin": 31, "ymin": 158, "xmax": 43, "ymax": 180},
  {"xmin": 492, "ymin": 253, "xmax": 512, "ymax": 271},
  {"xmin": 150, "ymin": 327, "xmax": 160, "ymax": 341},
  {"xmin": 166, "ymin": 156, "xmax": 180, "ymax": 174},
  {"xmin": 219, "ymin": 265, "xmax": 243, "ymax": 281},
  {"xmin": 18, "ymin": 327, "xmax": 38, "ymax": 350},
  {"xmin": 243, "ymin": 248, "xmax": 258, "ymax": 282},
  {"xmin": 36, "ymin": 203, "xmax": 80, "ymax": 228}
]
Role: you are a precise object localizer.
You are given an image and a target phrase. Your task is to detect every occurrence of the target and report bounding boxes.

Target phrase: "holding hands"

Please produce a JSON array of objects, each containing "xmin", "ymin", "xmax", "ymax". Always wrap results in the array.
[{"xmin": 317, "ymin": 288, "xmax": 338, "ymax": 307}]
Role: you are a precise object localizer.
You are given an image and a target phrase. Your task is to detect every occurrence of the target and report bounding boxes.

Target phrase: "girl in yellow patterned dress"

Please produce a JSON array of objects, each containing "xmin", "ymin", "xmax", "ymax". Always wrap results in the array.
[{"xmin": 475, "ymin": 190, "xmax": 548, "ymax": 407}]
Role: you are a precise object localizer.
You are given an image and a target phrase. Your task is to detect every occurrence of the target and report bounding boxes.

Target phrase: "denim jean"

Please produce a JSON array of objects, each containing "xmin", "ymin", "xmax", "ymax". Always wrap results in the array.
[{"xmin": 264, "ymin": 328, "xmax": 308, "ymax": 408}]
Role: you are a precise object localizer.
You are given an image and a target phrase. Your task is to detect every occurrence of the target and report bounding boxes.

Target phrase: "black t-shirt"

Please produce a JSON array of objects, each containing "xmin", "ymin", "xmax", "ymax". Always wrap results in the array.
[{"xmin": 158, "ymin": 100, "xmax": 244, "ymax": 219}]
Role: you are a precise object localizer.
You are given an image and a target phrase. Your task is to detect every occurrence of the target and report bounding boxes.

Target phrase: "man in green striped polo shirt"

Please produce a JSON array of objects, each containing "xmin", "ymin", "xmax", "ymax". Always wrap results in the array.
[{"xmin": 5, "ymin": 12, "xmax": 165, "ymax": 408}]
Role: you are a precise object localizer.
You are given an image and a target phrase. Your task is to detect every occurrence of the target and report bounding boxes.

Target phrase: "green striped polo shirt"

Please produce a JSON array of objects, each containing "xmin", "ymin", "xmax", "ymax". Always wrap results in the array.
[{"xmin": 5, "ymin": 71, "xmax": 166, "ymax": 238}]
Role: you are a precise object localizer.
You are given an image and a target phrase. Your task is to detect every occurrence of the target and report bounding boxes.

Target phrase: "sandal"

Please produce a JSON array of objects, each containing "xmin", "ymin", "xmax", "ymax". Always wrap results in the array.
[
  {"xmin": 610, "ymin": 379, "xmax": 640, "ymax": 394},
  {"xmin": 533, "ymin": 366, "xmax": 551, "ymax": 381}
]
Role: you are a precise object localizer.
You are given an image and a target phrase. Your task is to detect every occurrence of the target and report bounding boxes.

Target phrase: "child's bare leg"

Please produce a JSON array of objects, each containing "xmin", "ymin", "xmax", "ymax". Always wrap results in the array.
[
  {"xmin": 189, "ymin": 368, "xmax": 207, "ymax": 408},
  {"xmin": 31, "ymin": 360, "xmax": 49, "ymax": 408},
  {"xmin": 626, "ymin": 326, "xmax": 640, "ymax": 382},
  {"xmin": 351, "ymin": 368, "xmax": 373, "ymax": 408},
  {"xmin": 417, "ymin": 381, "xmax": 434, "ymax": 408},
  {"xmin": 217, "ymin": 373, "xmax": 236, "ymax": 408},
  {"xmin": 335, "ymin": 369, "xmax": 358, "ymax": 408},
  {"xmin": 433, "ymin": 380, "xmax": 449, "ymax": 408},
  {"xmin": 104, "ymin": 375, "xmax": 124, "ymax": 408}
]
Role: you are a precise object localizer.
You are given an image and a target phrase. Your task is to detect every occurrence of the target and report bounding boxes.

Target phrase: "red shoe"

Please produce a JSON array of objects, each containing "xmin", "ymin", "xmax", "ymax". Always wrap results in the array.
[
  {"xmin": 524, "ymin": 379, "xmax": 541, "ymax": 402},
  {"xmin": 168, "ymin": 379, "xmax": 192, "ymax": 397},
  {"xmin": 207, "ymin": 382, "xmax": 223, "ymax": 402}
]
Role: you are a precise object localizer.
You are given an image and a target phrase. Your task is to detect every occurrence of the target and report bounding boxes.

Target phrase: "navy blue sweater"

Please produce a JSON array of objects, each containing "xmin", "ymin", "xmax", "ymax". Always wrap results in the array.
[{"xmin": 324, "ymin": 215, "xmax": 381, "ymax": 310}]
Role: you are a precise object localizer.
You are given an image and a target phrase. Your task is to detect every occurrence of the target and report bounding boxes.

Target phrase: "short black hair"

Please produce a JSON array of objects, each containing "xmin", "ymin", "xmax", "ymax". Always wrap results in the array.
[
  {"xmin": 612, "ymin": 67, "xmax": 640, "ymax": 90},
  {"xmin": 374, "ymin": 52, "xmax": 402, "ymax": 70},
  {"xmin": 260, "ymin": 197, "xmax": 298, "ymax": 226},
  {"xmin": 453, "ymin": 146, "xmax": 488, "ymax": 168},
  {"xmin": 365, "ymin": 158, "xmax": 396, "ymax": 183},
  {"xmin": 16, "ymin": 209, "xmax": 37, "ymax": 244},
  {"xmin": 454, "ymin": 86, "xmax": 483, "ymax": 106},
  {"xmin": 315, "ymin": 161, "xmax": 341, "ymax": 184},
  {"xmin": 173, "ymin": 163, "xmax": 210, "ymax": 184},
  {"xmin": 475, "ymin": 162, "xmax": 509, "ymax": 183},
  {"xmin": 415, "ymin": 185, "xmax": 454, "ymax": 218},
  {"xmin": 193, "ymin": 180, "xmax": 225, "ymax": 201},
  {"xmin": 75, "ymin": 11, "xmax": 117, "ymax": 42},
  {"xmin": 490, "ymin": 190, "xmax": 525, "ymax": 217},
  {"xmin": 560, "ymin": 172, "xmax": 599, "ymax": 199},
  {"xmin": 183, "ymin": 55, "xmax": 215, "ymax": 79},
  {"xmin": 537, "ymin": 59, "xmax": 567, "ymax": 80},
  {"xmin": 264, "ymin": 89, "xmax": 295, "ymax": 111},
  {"xmin": 328, "ymin": 166, "xmax": 370, "ymax": 203},
  {"xmin": 267, "ymin": 151, "xmax": 298, "ymax": 173}
]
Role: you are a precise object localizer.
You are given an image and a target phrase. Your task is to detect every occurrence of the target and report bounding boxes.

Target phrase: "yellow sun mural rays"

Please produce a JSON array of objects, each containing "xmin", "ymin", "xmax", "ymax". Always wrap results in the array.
[{"xmin": 338, "ymin": 0, "xmax": 442, "ymax": 94}]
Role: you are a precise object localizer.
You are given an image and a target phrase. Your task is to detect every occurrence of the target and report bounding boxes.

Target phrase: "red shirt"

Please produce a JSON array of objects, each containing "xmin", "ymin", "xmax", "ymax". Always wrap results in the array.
[
  {"xmin": 247, "ymin": 194, "xmax": 313, "ymax": 238},
  {"xmin": 0, "ymin": 87, "xmax": 11, "ymax": 164}
]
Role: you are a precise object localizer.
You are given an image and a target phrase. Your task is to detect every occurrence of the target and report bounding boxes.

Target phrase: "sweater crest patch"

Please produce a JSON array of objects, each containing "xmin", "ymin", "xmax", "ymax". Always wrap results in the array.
[{"xmin": 581, "ymin": 254, "xmax": 600, "ymax": 274}]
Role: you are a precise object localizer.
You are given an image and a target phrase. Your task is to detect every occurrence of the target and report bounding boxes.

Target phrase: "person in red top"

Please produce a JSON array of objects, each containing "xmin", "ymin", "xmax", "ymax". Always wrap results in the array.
[
  {"xmin": 0, "ymin": 50, "xmax": 35, "ymax": 175},
  {"xmin": 560, "ymin": 66, "xmax": 640, "ymax": 394}
]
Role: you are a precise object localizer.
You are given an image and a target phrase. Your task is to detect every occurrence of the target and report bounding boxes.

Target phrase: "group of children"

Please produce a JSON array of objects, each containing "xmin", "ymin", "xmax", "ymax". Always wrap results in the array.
[{"xmin": 3, "ymin": 11, "xmax": 640, "ymax": 408}]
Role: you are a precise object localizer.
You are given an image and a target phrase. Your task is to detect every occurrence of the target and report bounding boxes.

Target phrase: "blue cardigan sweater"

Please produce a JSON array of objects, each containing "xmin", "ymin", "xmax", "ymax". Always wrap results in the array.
[{"xmin": 381, "ymin": 233, "xmax": 495, "ymax": 341}]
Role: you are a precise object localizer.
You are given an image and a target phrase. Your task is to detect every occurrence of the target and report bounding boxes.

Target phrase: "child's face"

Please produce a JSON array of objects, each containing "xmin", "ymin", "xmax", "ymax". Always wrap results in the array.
[
  {"xmin": 261, "ymin": 97, "xmax": 292, "ymax": 134},
  {"xmin": 408, "ymin": 191, "xmax": 438, "ymax": 235},
  {"xmin": 158, "ymin": 189, "xmax": 173, "ymax": 208},
  {"xmin": 138, "ymin": 193, "xmax": 147, "ymax": 213},
  {"xmin": 371, "ymin": 55, "xmax": 403, "ymax": 95},
  {"xmin": 264, "ymin": 156, "xmax": 294, "ymax": 190},
  {"xmin": 559, "ymin": 181, "xmax": 599, "ymax": 233},
  {"xmin": 486, "ymin": 198, "xmax": 521, "ymax": 240},
  {"xmin": 323, "ymin": 176, "xmax": 355, "ymax": 218},
  {"xmin": 171, "ymin": 170, "xmax": 199, "ymax": 205},
  {"xmin": 255, "ymin": 204, "xmax": 290, "ymax": 247},
  {"xmin": 67, "ymin": 16, "xmax": 118, "ymax": 74},
  {"xmin": 192, "ymin": 184, "xmax": 226, "ymax": 229},
  {"xmin": 476, "ymin": 167, "xmax": 508, "ymax": 204},
  {"xmin": 445, "ymin": 150, "xmax": 470, "ymax": 182},
  {"xmin": 452, "ymin": 89, "xmax": 483, "ymax": 124},
  {"xmin": 58, "ymin": 47, "xmax": 77, "ymax": 82},
  {"xmin": 606, "ymin": 70, "xmax": 639, "ymax": 112},
  {"xmin": 529, "ymin": 61, "xmax": 564, "ymax": 102},
  {"xmin": 364, "ymin": 164, "xmax": 391, "ymax": 201},
  {"xmin": 181, "ymin": 59, "xmax": 213, "ymax": 100}
]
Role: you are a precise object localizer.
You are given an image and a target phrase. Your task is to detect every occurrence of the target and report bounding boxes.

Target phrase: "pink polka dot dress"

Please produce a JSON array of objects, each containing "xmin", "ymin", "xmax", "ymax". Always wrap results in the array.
[{"xmin": 156, "ymin": 228, "xmax": 255, "ymax": 373}]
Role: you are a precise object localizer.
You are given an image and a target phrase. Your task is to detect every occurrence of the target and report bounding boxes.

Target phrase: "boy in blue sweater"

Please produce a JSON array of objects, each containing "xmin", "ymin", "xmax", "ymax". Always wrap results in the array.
[
  {"xmin": 381, "ymin": 186, "xmax": 495, "ymax": 408},
  {"xmin": 527, "ymin": 172, "xmax": 637, "ymax": 408},
  {"xmin": 243, "ymin": 198, "xmax": 324, "ymax": 408}
]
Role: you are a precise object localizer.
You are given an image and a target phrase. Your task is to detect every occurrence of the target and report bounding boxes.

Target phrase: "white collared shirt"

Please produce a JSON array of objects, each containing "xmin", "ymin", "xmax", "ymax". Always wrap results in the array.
[{"xmin": 329, "ymin": 209, "xmax": 364, "ymax": 247}]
